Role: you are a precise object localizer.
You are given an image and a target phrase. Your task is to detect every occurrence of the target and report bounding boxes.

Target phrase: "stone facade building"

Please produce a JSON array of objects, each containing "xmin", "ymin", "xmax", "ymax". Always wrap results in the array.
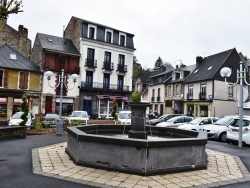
[{"xmin": 0, "ymin": 21, "xmax": 31, "ymax": 59}]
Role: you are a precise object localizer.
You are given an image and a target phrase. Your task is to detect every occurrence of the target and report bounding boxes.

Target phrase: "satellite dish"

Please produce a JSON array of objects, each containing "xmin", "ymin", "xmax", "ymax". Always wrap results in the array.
[{"xmin": 237, "ymin": 87, "xmax": 249, "ymax": 102}]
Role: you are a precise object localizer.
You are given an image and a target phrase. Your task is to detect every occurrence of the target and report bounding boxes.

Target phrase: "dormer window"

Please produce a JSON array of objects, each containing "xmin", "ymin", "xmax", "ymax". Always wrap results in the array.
[
  {"xmin": 194, "ymin": 69, "xmax": 199, "ymax": 73},
  {"xmin": 106, "ymin": 31, "xmax": 112, "ymax": 43},
  {"xmin": 207, "ymin": 66, "xmax": 213, "ymax": 70},
  {"xmin": 89, "ymin": 27, "xmax": 95, "ymax": 39},
  {"xmin": 119, "ymin": 34, "xmax": 126, "ymax": 46},
  {"xmin": 10, "ymin": 53, "xmax": 17, "ymax": 60}
]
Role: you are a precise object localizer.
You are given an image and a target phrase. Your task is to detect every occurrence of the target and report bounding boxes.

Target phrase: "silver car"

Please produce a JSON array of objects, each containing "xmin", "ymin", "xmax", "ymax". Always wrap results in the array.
[
  {"xmin": 202, "ymin": 116, "xmax": 235, "ymax": 142},
  {"xmin": 156, "ymin": 115, "xmax": 194, "ymax": 127}
]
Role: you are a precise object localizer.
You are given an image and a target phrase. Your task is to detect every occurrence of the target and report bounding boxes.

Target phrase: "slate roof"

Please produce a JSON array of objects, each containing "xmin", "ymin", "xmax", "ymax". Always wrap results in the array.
[
  {"xmin": 184, "ymin": 48, "xmax": 235, "ymax": 83},
  {"xmin": 36, "ymin": 33, "xmax": 80, "ymax": 56},
  {"xmin": 171, "ymin": 64, "xmax": 196, "ymax": 83},
  {"xmin": 72, "ymin": 16, "xmax": 134, "ymax": 36},
  {"xmin": 0, "ymin": 44, "xmax": 41, "ymax": 72}
]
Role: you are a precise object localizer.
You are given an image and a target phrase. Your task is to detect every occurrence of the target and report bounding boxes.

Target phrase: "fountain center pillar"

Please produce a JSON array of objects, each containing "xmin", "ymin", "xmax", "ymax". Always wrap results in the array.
[{"xmin": 128, "ymin": 103, "xmax": 151, "ymax": 139}]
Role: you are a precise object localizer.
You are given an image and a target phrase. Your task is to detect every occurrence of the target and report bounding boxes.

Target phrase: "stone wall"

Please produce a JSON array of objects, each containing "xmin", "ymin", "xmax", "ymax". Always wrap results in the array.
[
  {"xmin": 0, "ymin": 126, "xmax": 26, "ymax": 140},
  {"xmin": 64, "ymin": 17, "xmax": 81, "ymax": 51},
  {"xmin": 0, "ymin": 22, "xmax": 32, "ymax": 59}
]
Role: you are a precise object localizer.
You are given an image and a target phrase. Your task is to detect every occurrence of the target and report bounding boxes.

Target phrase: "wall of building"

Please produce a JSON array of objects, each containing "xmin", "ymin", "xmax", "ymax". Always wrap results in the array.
[{"xmin": 0, "ymin": 23, "xmax": 31, "ymax": 59}]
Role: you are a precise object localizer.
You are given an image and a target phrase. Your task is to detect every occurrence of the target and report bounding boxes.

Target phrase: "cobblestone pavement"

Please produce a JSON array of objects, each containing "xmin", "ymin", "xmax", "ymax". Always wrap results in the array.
[{"xmin": 32, "ymin": 142, "xmax": 250, "ymax": 188}]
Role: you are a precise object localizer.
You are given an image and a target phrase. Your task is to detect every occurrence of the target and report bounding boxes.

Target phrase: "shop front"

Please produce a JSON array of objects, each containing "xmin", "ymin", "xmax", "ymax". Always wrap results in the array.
[{"xmin": 184, "ymin": 102, "xmax": 212, "ymax": 117}]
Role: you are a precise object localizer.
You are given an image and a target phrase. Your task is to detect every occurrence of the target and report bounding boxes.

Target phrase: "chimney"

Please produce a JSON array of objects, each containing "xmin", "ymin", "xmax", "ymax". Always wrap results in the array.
[
  {"xmin": 196, "ymin": 56, "xmax": 203, "ymax": 66},
  {"xmin": 18, "ymin": 25, "xmax": 28, "ymax": 38},
  {"xmin": 176, "ymin": 65, "xmax": 179, "ymax": 69}
]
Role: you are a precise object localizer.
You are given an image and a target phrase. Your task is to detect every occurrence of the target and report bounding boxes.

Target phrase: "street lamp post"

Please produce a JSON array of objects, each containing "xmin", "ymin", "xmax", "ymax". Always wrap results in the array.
[
  {"xmin": 45, "ymin": 69, "xmax": 79, "ymax": 135},
  {"xmin": 220, "ymin": 61, "xmax": 250, "ymax": 147}
]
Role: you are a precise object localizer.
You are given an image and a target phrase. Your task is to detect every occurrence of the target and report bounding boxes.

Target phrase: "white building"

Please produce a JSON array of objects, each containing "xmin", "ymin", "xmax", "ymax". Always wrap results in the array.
[{"xmin": 64, "ymin": 17, "xmax": 135, "ymax": 119}]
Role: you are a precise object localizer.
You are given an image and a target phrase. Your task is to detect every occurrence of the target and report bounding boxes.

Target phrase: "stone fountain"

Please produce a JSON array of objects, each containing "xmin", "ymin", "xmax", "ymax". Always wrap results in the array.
[{"xmin": 66, "ymin": 103, "xmax": 207, "ymax": 176}]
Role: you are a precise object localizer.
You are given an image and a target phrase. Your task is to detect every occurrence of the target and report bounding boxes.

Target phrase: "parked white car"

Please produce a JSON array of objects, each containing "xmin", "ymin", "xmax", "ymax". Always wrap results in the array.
[
  {"xmin": 178, "ymin": 117, "xmax": 219, "ymax": 131},
  {"xmin": 69, "ymin": 111, "xmax": 89, "ymax": 124},
  {"xmin": 118, "ymin": 110, "xmax": 131, "ymax": 125},
  {"xmin": 202, "ymin": 116, "xmax": 235, "ymax": 142},
  {"xmin": 227, "ymin": 116, "xmax": 250, "ymax": 145},
  {"xmin": 156, "ymin": 116, "xmax": 194, "ymax": 127},
  {"xmin": 8, "ymin": 112, "xmax": 34, "ymax": 128}
]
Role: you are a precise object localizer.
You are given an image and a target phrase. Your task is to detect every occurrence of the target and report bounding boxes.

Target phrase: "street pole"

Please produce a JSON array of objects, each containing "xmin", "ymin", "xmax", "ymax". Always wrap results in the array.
[
  {"xmin": 238, "ymin": 63, "xmax": 243, "ymax": 147},
  {"xmin": 59, "ymin": 69, "xmax": 64, "ymax": 122}
]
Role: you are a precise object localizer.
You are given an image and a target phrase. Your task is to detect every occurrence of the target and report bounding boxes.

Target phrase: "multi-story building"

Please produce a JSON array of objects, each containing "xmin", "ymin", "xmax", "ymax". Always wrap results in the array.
[
  {"xmin": 0, "ymin": 21, "xmax": 31, "ymax": 59},
  {"xmin": 165, "ymin": 64, "xmax": 196, "ymax": 114},
  {"xmin": 31, "ymin": 33, "xmax": 81, "ymax": 116},
  {"xmin": 147, "ymin": 66, "xmax": 174, "ymax": 115},
  {"xmin": 64, "ymin": 16, "xmax": 135, "ymax": 119},
  {"xmin": 0, "ymin": 44, "xmax": 41, "ymax": 121},
  {"xmin": 183, "ymin": 48, "xmax": 242, "ymax": 117}
]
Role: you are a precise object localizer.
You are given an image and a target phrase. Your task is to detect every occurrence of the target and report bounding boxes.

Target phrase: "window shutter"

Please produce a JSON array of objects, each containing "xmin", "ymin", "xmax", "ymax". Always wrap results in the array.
[
  {"xmin": 3, "ymin": 70, "xmax": 8, "ymax": 88},
  {"xmin": 24, "ymin": 72, "xmax": 29, "ymax": 89},
  {"xmin": 19, "ymin": 72, "xmax": 24, "ymax": 89}
]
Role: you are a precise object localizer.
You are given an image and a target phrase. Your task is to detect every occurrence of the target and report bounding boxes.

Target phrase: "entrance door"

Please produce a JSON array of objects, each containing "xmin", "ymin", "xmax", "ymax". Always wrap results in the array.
[
  {"xmin": 83, "ymin": 100, "xmax": 92, "ymax": 117},
  {"xmin": 45, "ymin": 96, "xmax": 52, "ymax": 114}
]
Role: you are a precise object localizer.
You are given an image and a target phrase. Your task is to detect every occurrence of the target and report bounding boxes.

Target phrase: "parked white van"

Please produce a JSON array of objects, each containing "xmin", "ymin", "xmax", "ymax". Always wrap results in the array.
[{"xmin": 118, "ymin": 110, "xmax": 131, "ymax": 125}]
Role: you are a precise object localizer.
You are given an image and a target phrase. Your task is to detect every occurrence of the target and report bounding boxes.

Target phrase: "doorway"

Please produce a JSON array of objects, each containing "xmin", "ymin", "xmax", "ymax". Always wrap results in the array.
[
  {"xmin": 45, "ymin": 96, "xmax": 52, "ymax": 114},
  {"xmin": 83, "ymin": 100, "xmax": 92, "ymax": 117}
]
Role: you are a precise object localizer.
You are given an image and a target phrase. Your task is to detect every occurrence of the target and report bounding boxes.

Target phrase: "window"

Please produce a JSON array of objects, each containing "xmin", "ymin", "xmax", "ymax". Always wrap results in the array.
[
  {"xmin": 201, "ymin": 84, "xmax": 206, "ymax": 96},
  {"xmin": 158, "ymin": 88, "xmax": 160, "ymax": 97},
  {"xmin": 56, "ymin": 75, "xmax": 67, "ymax": 95},
  {"xmin": 117, "ymin": 75, "xmax": 124, "ymax": 90},
  {"xmin": 175, "ymin": 84, "xmax": 180, "ymax": 95},
  {"xmin": 104, "ymin": 52, "xmax": 111, "ymax": 63},
  {"xmin": 87, "ymin": 48, "xmax": 95, "ymax": 60},
  {"xmin": 103, "ymin": 73, "xmax": 110, "ymax": 89},
  {"xmin": 10, "ymin": 53, "xmax": 17, "ymax": 60},
  {"xmin": 89, "ymin": 27, "xmax": 95, "ymax": 39},
  {"xmin": 168, "ymin": 85, "xmax": 172, "ymax": 96},
  {"xmin": 152, "ymin": 89, "xmax": 155, "ymax": 97},
  {"xmin": 120, "ymin": 35, "xmax": 125, "ymax": 46},
  {"xmin": 194, "ymin": 69, "xmax": 199, "ymax": 73},
  {"xmin": 19, "ymin": 72, "xmax": 29, "ymax": 89},
  {"xmin": 86, "ymin": 71, "xmax": 93, "ymax": 87},
  {"xmin": 0, "ymin": 70, "xmax": 3, "ymax": 87},
  {"xmin": 188, "ymin": 86, "xmax": 193, "ymax": 98},
  {"xmin": 119, "ymin": 54, "xmax": 125, "ymax": 65},
  {"xmin": 106, "ymin": 31, "xmax": 112, "ymax": 43},
  {"xmin": 59, "ymin": 55, "xmax": 67, "ymax": 70},
  {"xmin": 229, "ymin": 86, "xmax": 233, "ymax": 97}
]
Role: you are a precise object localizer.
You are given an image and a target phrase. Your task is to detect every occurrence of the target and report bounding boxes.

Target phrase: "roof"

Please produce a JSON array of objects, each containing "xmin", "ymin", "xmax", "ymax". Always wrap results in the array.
[
  {"xmin": 170, "ymin": 64, "xmax": 196, "ymax": 83},
  {"xmin": 184, "ymin": 48, "xmax": 236, "ymax": 83},
  {"xmin": 36, "ymin": 33, "xmax": 80, "ymax": 56},
  {"xmin": 72, "ymin": 16, "xmax": 134, "ymax": 36},
  {"xmin": 0, "ymin": 44, "xmax": 41, "ymax": 72}
]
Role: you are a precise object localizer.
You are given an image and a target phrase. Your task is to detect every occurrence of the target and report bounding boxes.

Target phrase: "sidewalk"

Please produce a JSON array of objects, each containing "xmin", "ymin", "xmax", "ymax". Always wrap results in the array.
[{"xmin": 32, "ymin": 142, "xmax": 250, "ymax": 188}]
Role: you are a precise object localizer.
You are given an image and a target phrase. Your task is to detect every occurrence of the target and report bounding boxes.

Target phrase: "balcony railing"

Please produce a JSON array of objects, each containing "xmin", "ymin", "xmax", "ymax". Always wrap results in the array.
[
  {"xmin": 81, "ymin": 81, "xmax": 129, "ymax": 91},
  {"xmin": 187, "ymin": 93, "xmax": 193, "ymax": 100},
  {"xmin": 199, "ymin": 92, "xmax": 206, "ymax": 100},
  {"xmin": 44, "ymin": 65, "xmax": 80, "ymax": 74},
  {"xmin": 103, "ymin": 62, "xmax": 114, "ymax": 70},
  {"xmin": 85, "ymin": 59, "xmax": 97, "ymax": 68},
  {"xmin": 117, "ymin": 64, "xmax": 127, "ymax": 72},
  {"xmin": 151, "ymin": 97, "xmax": 155, "ymax": 102}
]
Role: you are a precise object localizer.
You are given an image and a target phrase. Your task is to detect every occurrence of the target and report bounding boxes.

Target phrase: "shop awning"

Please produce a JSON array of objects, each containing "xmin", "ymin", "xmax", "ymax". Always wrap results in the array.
[{"xmin": 96, "ymin": 95, "xmax": 128, "ymax": 101}]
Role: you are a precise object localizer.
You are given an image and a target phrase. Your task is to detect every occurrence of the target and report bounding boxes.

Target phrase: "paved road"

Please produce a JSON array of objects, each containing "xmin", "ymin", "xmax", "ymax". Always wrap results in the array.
[
  {"xmin": 0, "ymin": 134, "xmax": 94, "ymax": 188},
  {"xmin": 0, "ymin": 135, "xmax": 250, "ymax": 188},
  {"xmin": 207, "ymin": 140, "xmax": 250, "ymax": 188}
]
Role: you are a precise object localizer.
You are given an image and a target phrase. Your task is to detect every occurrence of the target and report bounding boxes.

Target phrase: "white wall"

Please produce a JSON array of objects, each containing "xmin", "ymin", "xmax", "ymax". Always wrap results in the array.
[{"xmin": 80, "ymin": 39, "xmax": 134, "ymax": 91}]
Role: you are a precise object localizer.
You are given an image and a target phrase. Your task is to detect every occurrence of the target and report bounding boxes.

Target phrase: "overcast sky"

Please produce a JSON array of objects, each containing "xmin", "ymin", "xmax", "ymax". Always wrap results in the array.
[{"xmin": 7, "ymin": 0, "xmax": 250, "ymax": 69}]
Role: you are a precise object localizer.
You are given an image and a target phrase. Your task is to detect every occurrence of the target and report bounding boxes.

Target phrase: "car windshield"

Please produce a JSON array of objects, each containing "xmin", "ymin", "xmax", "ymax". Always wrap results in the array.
[
  {"xmin": 119, "ymin": 113, "xmax": 131, "ymax": 119},
  {"xmin": 214, "ymin": 117, "xmax": 233, "ymax": 126},
  {"xmin": 187, "ymin": 118, "xmax": 205, "ymax": 125},
  {"xmin": 12, "ymin": 112, "xmax": 30, "ymax": 119},
  {"xmin": 166, "ymin": 116, "xmax": 180, "ymax": 123},
  {"xmin": 158, "ymin": 115, "xmax": 167, "ymax": 120},
  {"xmin": 72, "ymin": 112, "xmax": 88, "ymax": 118},
  {"xmin": 45, "ymin": 114, "xmax": 59, "ymax": 119}
]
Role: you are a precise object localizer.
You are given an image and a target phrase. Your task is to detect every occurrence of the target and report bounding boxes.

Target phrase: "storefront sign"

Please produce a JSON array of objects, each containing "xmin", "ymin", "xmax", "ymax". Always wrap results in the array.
[
  {"xmin": 56, "ymin": 98, "xmax": 73, "ymax": 103},
  {"xmin": 0, "ymin": 98, "xmax": 7, "ymax": 103},
  {"xmin": 84, "ymin": 96, "xmax": 92, "ymax": 100}
]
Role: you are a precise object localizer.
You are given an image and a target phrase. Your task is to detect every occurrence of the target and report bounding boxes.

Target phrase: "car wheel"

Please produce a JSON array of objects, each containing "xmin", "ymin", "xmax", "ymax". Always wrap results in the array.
[{"xmin": 219, "ymin": 133, "xmax": 227, "ymax": 142}]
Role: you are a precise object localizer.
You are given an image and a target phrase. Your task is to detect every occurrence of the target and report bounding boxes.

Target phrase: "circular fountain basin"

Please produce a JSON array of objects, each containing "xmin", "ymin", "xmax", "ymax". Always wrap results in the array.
[{"xmin": 66, "ymin": 124, "xmax": 207, "ymax": 176}]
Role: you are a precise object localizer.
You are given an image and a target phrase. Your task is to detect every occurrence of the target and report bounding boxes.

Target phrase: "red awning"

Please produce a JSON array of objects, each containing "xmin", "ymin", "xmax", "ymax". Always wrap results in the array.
[
  {"xmin": 122, "ymin": 97, "xmax": 128, "ymax": 101},
  {"xmin": 97, "ymin": 95, "xmax": 104, "ymax": 99},
  {"xmin": 110, "ymin": 96, "xmax": 116, "ymax": 100}
]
